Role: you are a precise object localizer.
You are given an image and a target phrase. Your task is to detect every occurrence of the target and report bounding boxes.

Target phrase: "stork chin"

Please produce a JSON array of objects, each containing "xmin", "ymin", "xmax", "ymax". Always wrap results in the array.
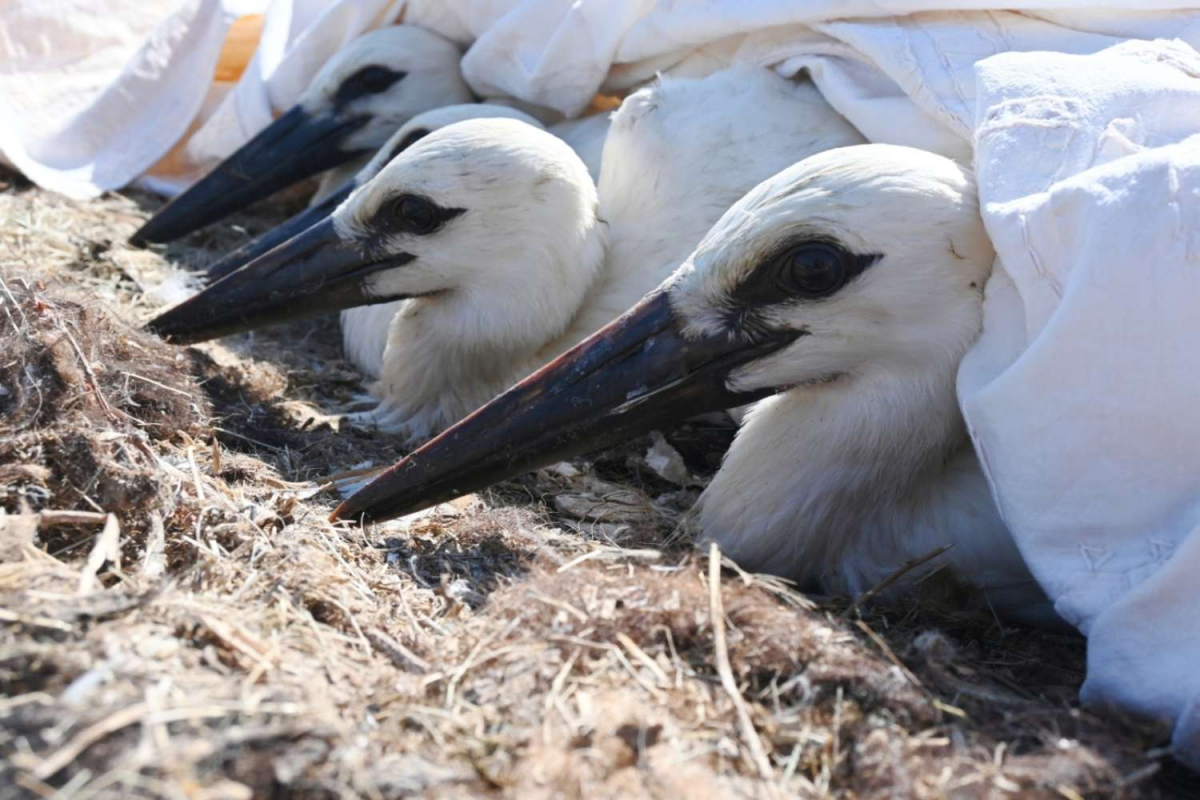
[
  {"xmin": 131, "ymin": 107, "xmax": 369, "ymax": 246},
  {"xmin": 146, "ymin": 217, "xmax": 413, "ymax": 344},
  {"xmin": 332, "ymin": 290, "xmax": 799, "ymax": 524}
]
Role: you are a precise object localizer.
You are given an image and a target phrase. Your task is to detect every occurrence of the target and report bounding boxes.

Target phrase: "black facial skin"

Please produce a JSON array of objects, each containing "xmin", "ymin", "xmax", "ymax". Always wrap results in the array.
[
  {"xmin": 334, "ymin": 66, "xmax": 407, "ymax": 107},
  {"xmin": 130, "ymin": 63, "xmax": 408, "ymax": 246},
  {"xmin": 372, "ymin": 194, "xmax": 465, "ymax": 236},
  {"xmin": 723, "ymin": 239, "xmax": 880, "ymax": 336},
  {"xmin": 205, "ymin": 127, "xmax": 437, "ymax": 283},
  {"xmin": 330, "ymin": 236, "xmax": 880, "ymax": 525}
]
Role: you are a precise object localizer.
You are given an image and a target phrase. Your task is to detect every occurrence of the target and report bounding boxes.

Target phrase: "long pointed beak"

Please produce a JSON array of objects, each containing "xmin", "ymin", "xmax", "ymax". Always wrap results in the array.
[
  {"xmin": 146, "ymin": 217, "xmax": 412, "ymax": 344},
  {"xmin": 131, "ymin": 107, "xmax": 369, "ymax": 245},
  {"xmin": 204, "ymin": 181, "xmax": 355, "ymax": 283},
  {"xmin": 332, "ymin": 291, "xmax": 800, "ymax": 524}
]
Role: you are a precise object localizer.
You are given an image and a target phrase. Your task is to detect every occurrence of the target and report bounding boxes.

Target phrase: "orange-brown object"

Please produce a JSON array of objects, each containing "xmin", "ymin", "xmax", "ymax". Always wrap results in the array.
[
  {"xmin": 144, "ymin": 14, "xmax": 266, "ymax": 181},
  {"xmin": 214, "ymin": 14, "xmax": 265, "ymax": 83}
]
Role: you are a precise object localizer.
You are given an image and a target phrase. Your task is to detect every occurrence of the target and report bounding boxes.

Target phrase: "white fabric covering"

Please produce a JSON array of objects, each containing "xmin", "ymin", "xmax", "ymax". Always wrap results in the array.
[
  {"xmin": 3, "ymin": 0, "xmax": 1200, "ymax": 768},
  {"xmin": 961, "ymin": 41, "xmax": 1200, "ymax": 764},
  {"xmin": 0, "ymin": 0, "xmax": 231, "ymax": 197}
]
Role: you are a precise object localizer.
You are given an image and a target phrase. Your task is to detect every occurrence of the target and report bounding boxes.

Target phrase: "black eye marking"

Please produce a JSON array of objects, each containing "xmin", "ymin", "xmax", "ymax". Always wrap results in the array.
[
  {"xmin": 373, "ymin": 193, "xmax": 465, "ymax": 236},
  {"xmin": 334, "ymin": 65, "xmax": 406, "ymax": 106},
  {"xmin": 723, "ymin": 239, "xmax": 880, "ymax": 336},
  {"xmin": 384, "ymin": 128, "xmax": 431, "ymax": 164}
]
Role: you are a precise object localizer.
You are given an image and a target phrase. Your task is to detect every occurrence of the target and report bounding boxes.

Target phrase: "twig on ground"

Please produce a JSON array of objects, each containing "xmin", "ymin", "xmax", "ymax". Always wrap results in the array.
[
  {"xmin": 120, "ymin": 370, "xmax": 195, "ymax": 399},
  {"xmin": 525, "ymin": 590, "xmax": 589, "ymax": 622},
  {"xmin": 366, "ymin": 628, "xmax": 430, "ymax": 672},
  {"xmin": 839, "ymin": 544, "xmax": 953, "ymax": 620},
  {"xmin": 855, "ymin": 618, "xmax": 924, "ymax": 690},
  {"xmin": 37, "ymin": 510, "xmax": 109, "ymax": 527},
  {"xmin": 77, "ymin": 514, "xmax": 120, "ymax": 595},
  {"xmin": 708, "ymin": 543, "xmax": 776, "ymax": 784},
  {"xmin": 60, "ymin": 325, "xmax": 117, "ymax": 421}
]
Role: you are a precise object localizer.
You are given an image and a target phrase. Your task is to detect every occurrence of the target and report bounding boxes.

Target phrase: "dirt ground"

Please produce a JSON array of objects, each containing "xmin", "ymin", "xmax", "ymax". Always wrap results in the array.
[{"xmin": 1, "ymin": 167, "xmax": 1197, "ymax": 799}]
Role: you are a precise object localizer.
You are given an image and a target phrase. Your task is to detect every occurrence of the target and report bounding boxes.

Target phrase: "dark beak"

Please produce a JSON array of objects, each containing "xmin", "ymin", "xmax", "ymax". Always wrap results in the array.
[
  {"xmin": 146, "ymin": 217, "xmax": 412, "ymax": 344},
  {"xmin": 332, "ymin": 290, "xmax": 800, "ymax": 524},
  {"xmin": 203, "ymin": 181, "xmax": 354, "ymax": 283},
  {"xmin": 131, "ymin": 106, "xmax": 369, "ymax": 245}
]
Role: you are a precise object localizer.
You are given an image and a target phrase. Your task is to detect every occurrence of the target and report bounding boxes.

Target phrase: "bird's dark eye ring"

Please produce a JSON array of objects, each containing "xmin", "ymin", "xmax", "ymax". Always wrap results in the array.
[
  {"xmin": 775, "ymin": 241, "xmax": 852, "ymax": 298},
  {"xmin": 335, "ymin": 66, "xmax": 406, "ymax": 104},
  {"xmin": 392, "ymin": 195, "xmax": 439, "ymax": 234}
]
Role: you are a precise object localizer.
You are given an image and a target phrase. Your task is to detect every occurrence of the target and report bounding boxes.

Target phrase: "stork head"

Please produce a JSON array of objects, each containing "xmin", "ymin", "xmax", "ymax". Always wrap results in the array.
[
  {"xmin": 667, "ymin": 144, "xmax": 991, "ymax": 393},
  {"xmin": 332, "ymin": 144, "xmax": 994, "ymax": 524},
  {"xmin": 148, "ymin": 117, "xmax": 604, "ymax": 347},
  {"xmin": 131, "ymin": 26, "xmax": 471, "ymax": 245},
  {"xmin": 201, "ymin": 103, "xmax": 544, "ymax": 284}
]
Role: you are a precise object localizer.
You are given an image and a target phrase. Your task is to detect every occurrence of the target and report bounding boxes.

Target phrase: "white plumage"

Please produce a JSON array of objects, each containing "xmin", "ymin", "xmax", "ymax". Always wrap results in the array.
[
  {"xmin": 301, "ymin": 28, "xmax": 474, "ymax": 205},
  {"xmin": 337, "ymin": 104, "xmax": 547, "ymax": 379},
  {"xmin": 667, "ymin": 144, "xmax": 1051, "ymax": 622},
  {"xmin": 548, "ymin": 113, "xmax": 612, "ymax": 183},
  {"xmin": 344, "ymin": 65, "xmax": 865, "ymax": 443}
]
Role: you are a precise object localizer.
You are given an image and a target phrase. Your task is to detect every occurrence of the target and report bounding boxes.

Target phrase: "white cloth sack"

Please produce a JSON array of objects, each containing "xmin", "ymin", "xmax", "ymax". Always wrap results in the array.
[
  {"xmin": 0, "ymin": 0, "xmax": 406, "ymax": 198},
  {"xmin": 961, "ymin": 40, "xmax": 1200, "ymax": 764},
  {"xmin": 0, "ymin": 0, "xmax": 232, "ymax": 197},
  {"xmin": 3, "ymin": 0, "xmax": 1200, "ymax": 769}
]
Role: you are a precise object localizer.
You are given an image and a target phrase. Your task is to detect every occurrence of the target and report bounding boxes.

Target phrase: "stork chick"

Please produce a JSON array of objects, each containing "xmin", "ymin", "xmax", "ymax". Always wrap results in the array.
[
  {"xmin": 148, "ymin": 118, "xmax": 607, "ymax": 441},
  {"xmin": 335, "ymin": 144, "xmax": 1052, "ymax": 623},
  {"xmin": 131, "ymin": 25, "xmax": 472, "ymax": 245},
  {"xmin": 149, "ymin": 66, "xmax": 865, "ymax": 444},
  {"xmin": 338, "ymin": 105, "xmax": 548, "ymax": 379},
  {"xmin": 192, "ymin": 103, "xmax": 546, "ymax": 379}
]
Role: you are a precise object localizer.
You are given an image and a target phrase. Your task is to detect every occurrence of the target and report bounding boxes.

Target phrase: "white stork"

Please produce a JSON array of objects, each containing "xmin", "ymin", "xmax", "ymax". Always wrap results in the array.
[
  {"xmin": 194, "ymin": 103, "xmax": 548, "ymax": 378},
  {"xmin": 131, "ymin": 25, "xmax": 472, "ymax": 245},
  {"xmin": 149, "ymin": 66, "xmax": 865, "ymax": 445},
  {"xmin": 194, "ymin": 105, "xmax": 606, "ymax": 380},
  {"xmin": 334, "ymin": 144, "xmax": 1054, "ymax": 625}
]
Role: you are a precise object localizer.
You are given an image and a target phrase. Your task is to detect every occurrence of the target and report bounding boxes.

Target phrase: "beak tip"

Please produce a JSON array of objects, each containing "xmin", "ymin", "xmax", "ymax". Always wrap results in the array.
[
  {"xmin": 329, "ymin": 499, "xmax": 366, "ymax": 525},
  {"xmin": 143, "ymin": 312, "xmax": 194, "ymax": 346},
  {"xmin": 130, "ymin": 215, "xmax": 173, "ymax": 247},
  {"xmin": 143, "ymin": 315, "xmax": 169, "ymax": 339}
]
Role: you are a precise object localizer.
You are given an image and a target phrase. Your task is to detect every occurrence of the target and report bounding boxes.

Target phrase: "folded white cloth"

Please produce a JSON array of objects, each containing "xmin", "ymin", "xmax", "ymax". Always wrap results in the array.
[
  {"xmin": 962, "ymin": 40, "xmax": 1200, "ymax": 766},
  {"xmin": 0, "ymin": 0, "xmax": 232, "ymax": 197},
  {"xmin": 0, "ymin": 0, "xmax": 406, "ymax": 198},
  {"xmin": 4, "ymin": 0, "xmax": 1200, "ymax": 768}
]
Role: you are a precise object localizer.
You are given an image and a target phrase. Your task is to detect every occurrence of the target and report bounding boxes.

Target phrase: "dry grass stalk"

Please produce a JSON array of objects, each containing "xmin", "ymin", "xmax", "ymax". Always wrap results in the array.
[
  {"xmin": 0, "ymin": 171, "xmax": 1192, "ymax": 799},
  {"xmin": 839, "ymin": 544, "xmax": 953, "ymax": 621},
  {"xmin": 708, "ymin": 543, "xmax": 776, "ymax": 784},
  {"xmin": 76, "ymin": 513, "xmax": 120, "ymax": 596}
]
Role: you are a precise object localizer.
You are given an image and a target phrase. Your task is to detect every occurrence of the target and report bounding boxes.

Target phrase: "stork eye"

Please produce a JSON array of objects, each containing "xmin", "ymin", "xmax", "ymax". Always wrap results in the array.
[
  {"xmin": 391, "ymin": 195, "xmax": 440, "ymax": 234},
  {"xmin": 777, "ymin": 242, "xmax": 852, "ymax": 297},
  {"xmin": 335, "ymin": 66, "xmax": 406, "ymax": 104}
]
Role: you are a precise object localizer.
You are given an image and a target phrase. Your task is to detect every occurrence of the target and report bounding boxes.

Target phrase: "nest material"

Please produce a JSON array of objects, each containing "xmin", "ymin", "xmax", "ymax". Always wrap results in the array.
[
  {"xmin": 0, "ymin": 173, "xmax": 1193, "ymax": 799},
  {"xmin": 0, "ymin": 278, "xmax": 208, "ymax": 527}
]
